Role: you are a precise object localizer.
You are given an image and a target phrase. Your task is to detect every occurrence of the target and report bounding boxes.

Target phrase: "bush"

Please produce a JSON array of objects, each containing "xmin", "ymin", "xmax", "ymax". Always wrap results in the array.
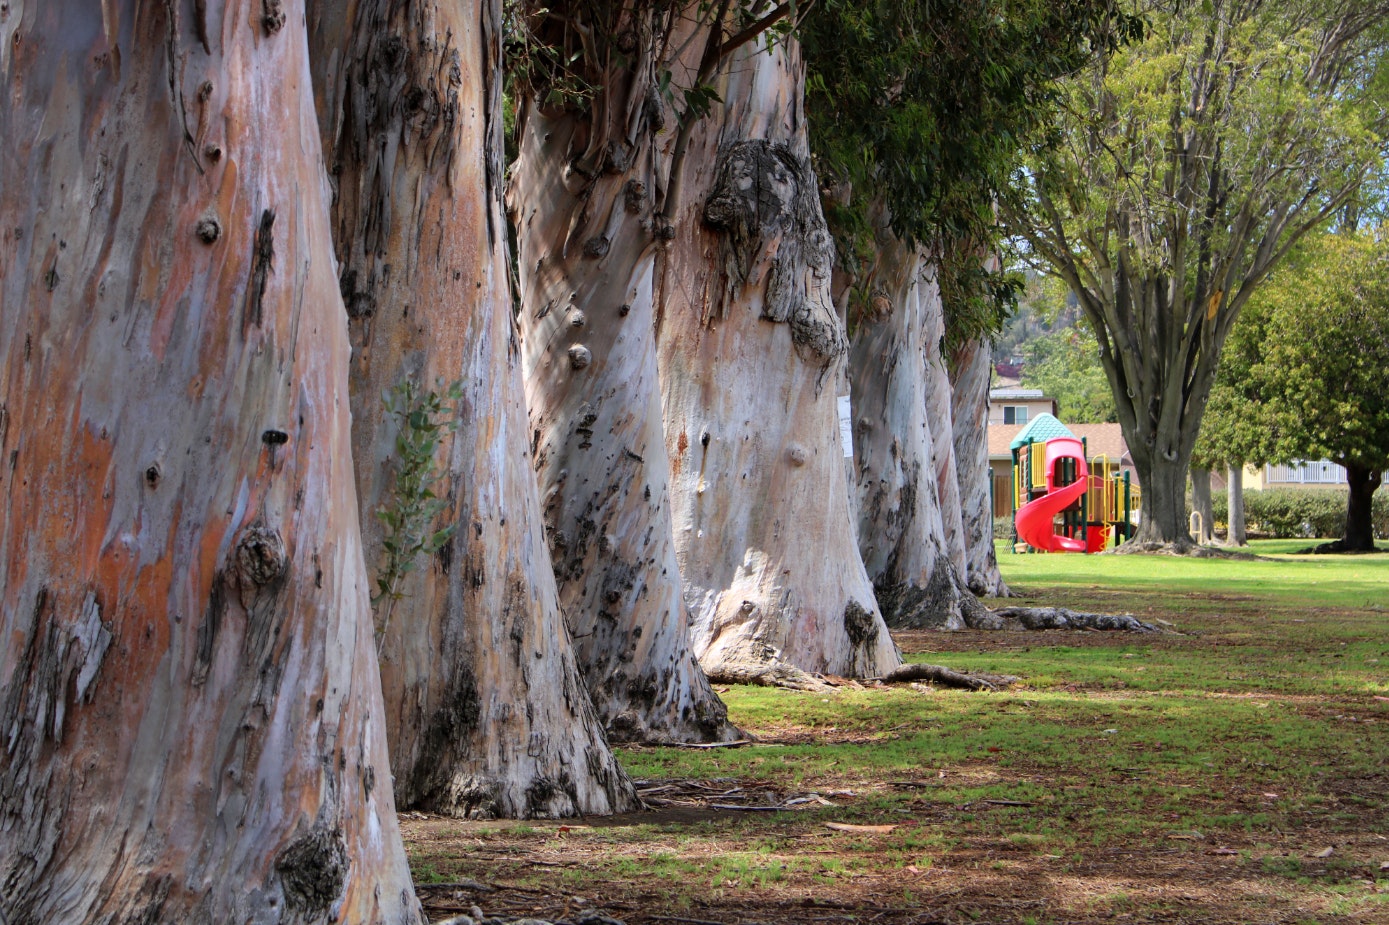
[
  {"xmin": 1211, "ymin": 487, "xmax": 1389, "ymax": 539},
  {"xmin": 993, "ymin": 515, "xmax": 1015, "ymax": 540}
]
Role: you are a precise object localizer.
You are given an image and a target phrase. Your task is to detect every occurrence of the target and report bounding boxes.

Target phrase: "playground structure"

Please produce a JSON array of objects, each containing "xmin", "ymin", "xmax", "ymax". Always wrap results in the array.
[{"xmin": 1010, "ymin": 434, "xmax": 1139, "ymax": 553}]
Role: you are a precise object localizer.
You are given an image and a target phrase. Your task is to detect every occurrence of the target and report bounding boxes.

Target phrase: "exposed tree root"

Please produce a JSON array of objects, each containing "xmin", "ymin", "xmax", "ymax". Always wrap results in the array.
[
  {"xmin": 1110, "ymin": 539, "xmax": 1262, "ymax": 560},
  {"xmin": 703, "ymin": 664, "xmax": 840, "ymax": 691},
  {"xmin": 975, "ymin": 606, "xmax": 1168, "ymax": 633},
  {"xmin": 871, "ymin": 663, "xmax": 1018, "ymax": 691},
  {"xmin": 705, "ymin": 661, "xmax": 1011, "ymax": 692}
]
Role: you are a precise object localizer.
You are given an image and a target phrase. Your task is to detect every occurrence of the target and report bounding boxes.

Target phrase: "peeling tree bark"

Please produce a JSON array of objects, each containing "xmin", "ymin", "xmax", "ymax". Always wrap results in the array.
[
  {"xmin": 0, "ymin": 3, "xmax": 420, "ymax": 920},
  {"xmin": 309, "ymin": 0, "xmax": 638, "ymax": 815},
  {"xmin": 510, "ymin": 3, "xmax": 737, "ymax": 745},
  {"xmin": 848, "ymin": 228, "xmax": 987, "ymax": 629},
  {"xmin": 950, "ymin": 337, "xmax": 1010, "ymax": 597},
  {"xmin": 656, "ymin": 38, "xmax": 900, "ymax": 679}
]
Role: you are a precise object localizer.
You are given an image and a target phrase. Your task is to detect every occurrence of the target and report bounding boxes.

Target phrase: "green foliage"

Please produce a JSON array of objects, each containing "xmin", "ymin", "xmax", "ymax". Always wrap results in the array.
[
  {"xmin": 1259, "ymin": 231, "xmax": 1389, "ymax": 475},
  {"xmin": 1003, "ymin": 0, "xmax": 1389, "ymax": 530},
  {"xmin": 802, "ymin": 0, "xmax": 1141, "ymax": 341},
  {"xmin": 1199, "ymin": 228, "xmax": 1389, "ymax": 475},
  {"xmin": 1210, "ymin": 487, "xmax": 1389, "ymax": 540},
  {"xmin": 373, "ymin": 378, "xmax": 463, "ymax": 627},
  {"xmin": 1020, "ymin": 326, "xmax": 1117, "ymax": 424}
]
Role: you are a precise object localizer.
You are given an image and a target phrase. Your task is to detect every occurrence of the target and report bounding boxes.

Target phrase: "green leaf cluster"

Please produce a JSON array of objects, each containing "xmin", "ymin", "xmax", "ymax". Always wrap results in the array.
[{"xmin": 374, "ymin": 377, "xmax": 464, "ymax": 614}]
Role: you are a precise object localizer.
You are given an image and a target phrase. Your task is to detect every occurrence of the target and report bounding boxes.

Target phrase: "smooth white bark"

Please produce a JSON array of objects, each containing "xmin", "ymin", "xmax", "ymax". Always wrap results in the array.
[{"xmin": 656, "ymin": 38, "xmax": 899, "ymax": 679}]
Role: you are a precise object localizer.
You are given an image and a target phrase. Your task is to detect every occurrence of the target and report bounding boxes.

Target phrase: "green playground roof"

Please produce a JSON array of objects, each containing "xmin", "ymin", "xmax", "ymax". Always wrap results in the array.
[{"xmin": 1009, "ymin": 413, "xmax": 1076, "ymax": 450}]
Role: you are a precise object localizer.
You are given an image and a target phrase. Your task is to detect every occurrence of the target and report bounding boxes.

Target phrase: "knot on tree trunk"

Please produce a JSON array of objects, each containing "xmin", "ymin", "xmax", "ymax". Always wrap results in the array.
[
  {"xmin": 842, "ymin": 600, "xmax": 880, "ymax": 648},
  {"xmin": 702, "ymin": 140, "xmax": 846, "ymax": 361},
  {"xmin": 275, "ymin": 826, "xmax": 348, "ymax": 915},
  {"xmin": 235, "ymin": 524, "xmax": 288, "ymax": 589}
]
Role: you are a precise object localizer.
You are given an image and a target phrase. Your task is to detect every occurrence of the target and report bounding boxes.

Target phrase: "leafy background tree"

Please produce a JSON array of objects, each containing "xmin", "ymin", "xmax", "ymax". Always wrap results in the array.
[
  {"xmin": 1002, "ymin": 0, "xmax": 1389, "ymax": 548},
  {"xmin": 1005, "ymin": 275, "xmax": 1119, "ymax": 423},
  {"xmin": 1200, "ymin": 228, "xmax": 1389, "ymax": 551}
]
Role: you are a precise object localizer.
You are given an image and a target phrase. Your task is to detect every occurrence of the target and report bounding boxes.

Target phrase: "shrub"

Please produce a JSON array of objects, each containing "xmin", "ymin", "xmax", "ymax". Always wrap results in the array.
[
  {"xmin": 993, "ymin": 516, "xmax": 1015, "ymax": 540},
  {"xmin": 1211, "ymin": 486, "xmax": 1389, "ymax": 539}
]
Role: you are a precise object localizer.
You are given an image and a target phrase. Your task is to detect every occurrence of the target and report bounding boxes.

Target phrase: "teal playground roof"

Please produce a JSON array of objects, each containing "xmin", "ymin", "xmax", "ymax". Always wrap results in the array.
[{"xmin": 1009, "ymin": 413, "xmax": 1076, "ymax": 451}]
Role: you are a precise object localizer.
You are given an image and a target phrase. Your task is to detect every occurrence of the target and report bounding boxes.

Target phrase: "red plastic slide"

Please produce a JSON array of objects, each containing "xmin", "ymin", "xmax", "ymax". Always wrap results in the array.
[{"xmin": 1015, "ymin": 436, "xmax": 1090, "ymax": 552}]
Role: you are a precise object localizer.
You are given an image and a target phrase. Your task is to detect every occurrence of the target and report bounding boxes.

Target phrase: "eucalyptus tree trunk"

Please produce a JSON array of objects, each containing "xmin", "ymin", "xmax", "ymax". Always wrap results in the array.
[
  {"xmin": 655, "ymin": 37, "xmax": 900, "ymax": 680},
  {"xmin": 510, "ymin": 3, "xmax": 737, "ymax": 743},
  {"xmin": 309, "ymin": 0, "xmax": 639, "ymax": 814},
  {"xmin": 920, "ymin": 263, "xmax": 969, "ymax": 580},
  {"xmin": 1226, "ymin": 464, "xmax": 1248, "ymax": 546},
  {"xmin": 1191, "ymin": 467, "xmax": 1215, "ymax": 544},
  {"xmin": 950, "ymin": 338, "xmax": 1010, "ymax": 596},
  {"xmin": 0, "ymin": 3, "xmax": 420, "ymax": 920},
  {"xmin": 848, "ymin": 229, "xmax": 985, "ymax": 629}
]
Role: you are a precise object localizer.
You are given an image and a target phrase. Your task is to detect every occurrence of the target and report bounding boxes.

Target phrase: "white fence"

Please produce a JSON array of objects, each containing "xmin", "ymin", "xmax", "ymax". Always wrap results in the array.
[{"xmin": 1263, "ymin": 460, "xmax": 1346, "ymax": 485}]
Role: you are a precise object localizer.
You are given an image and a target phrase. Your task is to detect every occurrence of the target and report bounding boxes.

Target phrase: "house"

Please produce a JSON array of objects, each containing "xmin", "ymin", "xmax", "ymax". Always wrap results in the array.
[
  {"xmin": 1244, "ymin": 460, "xmax": 1351, "ymax": 490},
  {"xmin": 986, "ymin": 412, "xmax": 1135, "ymax": 517},
  {"xmin": 987, "ymin": 388, "xmax": 1057, "ymax": 427}
]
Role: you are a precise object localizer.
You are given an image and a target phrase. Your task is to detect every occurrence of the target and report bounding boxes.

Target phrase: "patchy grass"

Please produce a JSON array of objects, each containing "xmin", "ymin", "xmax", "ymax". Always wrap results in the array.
[{"xmin": 406, "ymin": 540, "xmax": 1389, "ymax": 924}]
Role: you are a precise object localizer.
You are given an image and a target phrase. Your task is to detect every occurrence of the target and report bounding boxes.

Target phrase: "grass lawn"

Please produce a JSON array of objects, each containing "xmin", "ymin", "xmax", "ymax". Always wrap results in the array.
[{"xmin": 405, "ymin": 540, "xmax": 1389, "ymax": 925}]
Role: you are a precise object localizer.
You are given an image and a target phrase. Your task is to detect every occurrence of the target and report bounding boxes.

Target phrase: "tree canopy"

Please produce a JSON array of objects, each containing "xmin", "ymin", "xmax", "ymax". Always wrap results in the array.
[
  {"xmin": 1002, "ymin": 0, "xmax": 1389, "ymax": 546},
  {"xmin": 1200, "ymin": 227, "xmax": 1389, "ymax": 549},
  {"xmin": 800, "ymin": 0, "xmax": 1142, "ymax": 342}
]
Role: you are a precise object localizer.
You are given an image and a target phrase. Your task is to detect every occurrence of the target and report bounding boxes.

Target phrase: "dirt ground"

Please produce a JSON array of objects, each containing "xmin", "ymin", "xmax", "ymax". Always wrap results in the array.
[{"xmin": 404, "ymin": 625, "xmax": 1389, "ymax": 925}]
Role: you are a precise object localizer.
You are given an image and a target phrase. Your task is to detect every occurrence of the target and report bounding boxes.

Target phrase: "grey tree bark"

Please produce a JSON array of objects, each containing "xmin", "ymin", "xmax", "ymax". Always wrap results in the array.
[
  {"xmin": 950, "ymin": 337, "xmax": 1010, "ymax": 596},
  {"xmin": 510, "ymin": 2, "xmax": 737, "ymax": 744},
  {"xmin": 1191, "ymin": 467, "xmax": 1215, "ymax": 544},
  {"xmin": 848, "ymin": 228, "xmax": 987, "ymax": 629},
  {"xmin": 655, "ymin": 37, "xmax": 900, "ymax": 679},
  {"xmin": 0, "ymin": 2, "xmax": 420, "ymax": 920},
  {"xmin": 308, "ymin": 0, "xmax": 639, "ymax": 815},
  {"xmin": 1226, "ymin": 464, "xmax": 1248, "ymax": 547}
]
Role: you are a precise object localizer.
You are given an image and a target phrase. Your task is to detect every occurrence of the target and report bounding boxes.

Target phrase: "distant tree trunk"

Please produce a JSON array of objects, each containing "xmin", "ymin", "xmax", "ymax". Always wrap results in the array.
[
  {"xmin": 1341, "ymin": 462, "xmax": 1381, "ymax": 552},
  {"xmin": 1191, "ymin": 467, "xmax": 1215, "ymax": 544},
  {"xmin": 0, "ymin": 3, "xmax": 420, "ymax": 920},
  {"xmin": 1125, "ymin": 442, "xmax": 1200, "ymax": 548},
  {"xmin": 1226, "ymin": 464, "xmax": 1248, "ymax": 546},
  {"xmin": 655, "ymin": 37, "xmax": 900, "ymax": 679},
  {"xmin": 951, "ymin": 338, "xmax": 1010, "ymax": 596},
  {"xmin": 848, "ymin": 228, "xmax": 985, "ymax": 628},
  {"xmin": 309, "ymin": 0, "xmax": 640, "ymax": 815},
  {"xmin": 510, "ymin": 4, "xmax": 737, "ymax": 744}
]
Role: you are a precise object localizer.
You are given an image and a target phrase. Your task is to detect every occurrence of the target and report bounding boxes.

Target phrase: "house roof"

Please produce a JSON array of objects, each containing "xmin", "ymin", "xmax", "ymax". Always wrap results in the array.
[
  {"xmin": 988, "ymin": 420, "xmax": 1131, "ymax": 464},
  {"xmin": 1069, "ymin": 424, "xmax": 1131, "ymax": 466},
  {"xmin": 989, "ymin": 388, "xmax": 1047, "ymax": 401},
  {"xmin": 1008, "ymin": 413, "xmax": 1075, "ymax": 449}
]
